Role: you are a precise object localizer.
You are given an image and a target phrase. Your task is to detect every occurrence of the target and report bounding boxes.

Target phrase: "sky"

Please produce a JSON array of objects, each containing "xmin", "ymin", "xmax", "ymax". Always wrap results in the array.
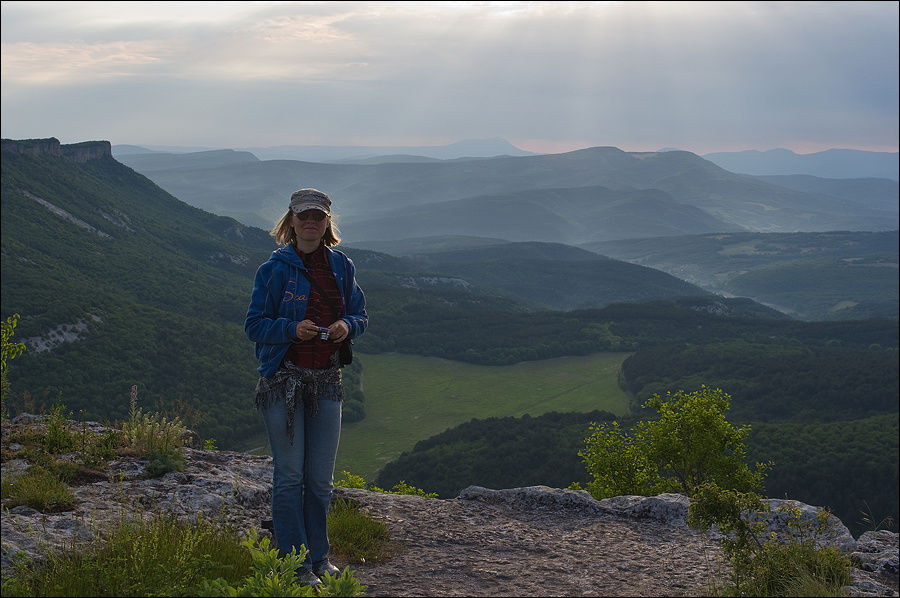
[{"xmin": 1, "ymin": 1, "xmax": 898, "ymax": 155}]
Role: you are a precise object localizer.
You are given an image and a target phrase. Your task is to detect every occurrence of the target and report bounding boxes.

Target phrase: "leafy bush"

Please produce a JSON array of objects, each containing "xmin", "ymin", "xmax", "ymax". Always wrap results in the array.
[
  {"xmin": 42, "ymin": 402, "xmax": 74, "ymax": 454},
  {"xmin": 1, "ymin": 313, "xmax": 27, "ymax": 421},
  {"xmin": 200, "ymin": 529, "xmax": 366, "ymax": 597},
  {"xmin": 577, "ymin": 387, "xmax": 768, "ymax": 499},
  {"xmin": 689, "ymin": 482, "xmax": 852, "ymax": 596},
  {"xmin": 576, "ymin": 420, "xmax": 667, "ymax": 497}
]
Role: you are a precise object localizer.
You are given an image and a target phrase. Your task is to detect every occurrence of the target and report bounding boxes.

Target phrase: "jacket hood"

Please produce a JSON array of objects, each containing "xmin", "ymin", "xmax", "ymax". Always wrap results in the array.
[{"xmin": 269, "ymin": 244, "xmax": 306, "ymax": 268}]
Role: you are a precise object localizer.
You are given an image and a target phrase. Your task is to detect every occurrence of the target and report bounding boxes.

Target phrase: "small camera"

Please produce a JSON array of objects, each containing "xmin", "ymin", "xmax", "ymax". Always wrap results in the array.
[{"xmin": 316, "ymin": 326, "xmax": 330, "ymax": 340}]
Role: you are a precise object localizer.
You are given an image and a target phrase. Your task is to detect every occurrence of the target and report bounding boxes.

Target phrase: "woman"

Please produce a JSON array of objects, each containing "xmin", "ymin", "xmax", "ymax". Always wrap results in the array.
[{"xmin": 245, "ymin": 188, "xmax": 367, "ymax": 586}]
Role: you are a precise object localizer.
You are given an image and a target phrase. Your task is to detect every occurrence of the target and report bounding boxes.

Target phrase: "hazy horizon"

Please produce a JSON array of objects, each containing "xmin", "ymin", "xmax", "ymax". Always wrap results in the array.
[{"xmin": 2, "ymin": 1, "xmax": 898, "ymax": 156}]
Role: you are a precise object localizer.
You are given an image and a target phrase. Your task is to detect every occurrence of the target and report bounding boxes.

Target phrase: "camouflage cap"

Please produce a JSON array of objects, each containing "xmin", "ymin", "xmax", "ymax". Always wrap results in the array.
[{"xmin": 289, "ymin": 188, "xmax": 331, "ymax": 215}]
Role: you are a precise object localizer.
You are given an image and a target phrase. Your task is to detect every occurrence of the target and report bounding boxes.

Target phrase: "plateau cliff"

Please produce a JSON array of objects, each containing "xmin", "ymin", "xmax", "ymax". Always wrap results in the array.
[{"xmin": 1, "ymin": 137, "xmax": 112, "ymax": 162}]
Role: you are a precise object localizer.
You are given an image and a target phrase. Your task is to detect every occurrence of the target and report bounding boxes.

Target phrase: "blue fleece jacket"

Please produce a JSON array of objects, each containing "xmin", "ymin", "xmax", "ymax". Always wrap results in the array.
[{"xmin": 244, "ymin": 245, "xmax": 368, "ymax": 378}]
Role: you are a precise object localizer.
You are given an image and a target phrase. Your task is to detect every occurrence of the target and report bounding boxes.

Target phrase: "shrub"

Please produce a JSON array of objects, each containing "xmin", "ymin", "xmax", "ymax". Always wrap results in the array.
[
  {"xmin": 1, "ymin": 313, "xmax": 27, "ymax": 422},
  {"xmin": 121, "ymin": 385, "xmax": 185, "ymax": 476},
  {"xmin": 689, "ymin": 482, "xmax": 852, "ymax": 596},
  {"xmin": 200, "ymin": 528, "xmax": 366, "ymax": 597},
  {"xmin": 336, "ymin": 470, "xmax": 438, "ymax": 498},
  {"xmin": 578, "ymin": 386, "xmax": 769, "ymax": 499},
  {"xmin": 577, "ymin": 420, "xmax": 669, "ymax": 498},
  {"xmin": 43, "ymin": 402, "xmax": 74, "ymax": 454}
]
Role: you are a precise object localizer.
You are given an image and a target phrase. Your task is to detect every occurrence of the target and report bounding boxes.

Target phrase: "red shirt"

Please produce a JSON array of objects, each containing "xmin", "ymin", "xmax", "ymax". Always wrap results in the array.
[{"xmin": 285, "ymin": 244, "xmax": 345, "ymax": 369}]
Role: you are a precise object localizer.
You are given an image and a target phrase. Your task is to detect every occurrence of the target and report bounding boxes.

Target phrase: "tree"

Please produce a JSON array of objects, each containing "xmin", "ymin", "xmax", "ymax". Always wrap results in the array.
[
  {"xmin": 578, "ymin": 386, "xmax": 769, "ymax": 499},
  {"xmin": 578, "ymin": 420, "xmax": 671, "ymax": 498}
]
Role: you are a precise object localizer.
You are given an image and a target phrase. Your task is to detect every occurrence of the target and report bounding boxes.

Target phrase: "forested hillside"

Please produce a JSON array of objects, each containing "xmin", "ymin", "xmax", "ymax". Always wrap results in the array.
[
  {"xmin": 620, "ymin": 340, "xmax": 898, "ymax": 421},
  {"xmin": 588, "ymin": 231, "xmax": 899, "ymax": 320}
]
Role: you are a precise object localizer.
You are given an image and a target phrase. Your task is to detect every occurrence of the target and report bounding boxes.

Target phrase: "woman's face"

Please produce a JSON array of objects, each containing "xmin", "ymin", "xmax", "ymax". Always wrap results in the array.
[{"xmin": 291, "ymin": 209, "xmax": 329, "ymax": 243}]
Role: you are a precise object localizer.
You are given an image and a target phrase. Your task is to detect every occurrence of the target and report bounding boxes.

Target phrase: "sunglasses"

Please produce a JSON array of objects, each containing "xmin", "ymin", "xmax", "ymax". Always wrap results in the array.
[{"xmin": 296, "ymin": 210, "xmax": 328, "ymax": 222}]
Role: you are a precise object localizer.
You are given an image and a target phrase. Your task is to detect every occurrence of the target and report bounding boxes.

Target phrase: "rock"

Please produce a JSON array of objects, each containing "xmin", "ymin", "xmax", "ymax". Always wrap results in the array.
[
  {"xmin": 458, "ymin": 484, "xmax": 609, "ymax": 515},
  {"xmin": 847, "ymin": 530, "xmax": 900, "ymax": 597},
  {"xmin": 750, "ymin": 498, "xmax": 857, "ymax": 553},
  {"xmin": 596, "ymin": 493, "xmax": 691, "ymax": 526}
]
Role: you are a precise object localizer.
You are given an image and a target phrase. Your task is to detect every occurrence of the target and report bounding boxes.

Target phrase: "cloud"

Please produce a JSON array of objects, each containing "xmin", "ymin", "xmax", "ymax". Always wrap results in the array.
[{"xmin": 1, "ymin": 1, "xmax": 897, "ymax": 153}]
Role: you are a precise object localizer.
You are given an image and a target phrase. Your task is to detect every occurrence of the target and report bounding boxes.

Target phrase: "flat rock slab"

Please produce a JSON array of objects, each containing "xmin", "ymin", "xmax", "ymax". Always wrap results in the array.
[{"xmin": 334, "ymin": 486, "xmax": 727, "ymax": 597}]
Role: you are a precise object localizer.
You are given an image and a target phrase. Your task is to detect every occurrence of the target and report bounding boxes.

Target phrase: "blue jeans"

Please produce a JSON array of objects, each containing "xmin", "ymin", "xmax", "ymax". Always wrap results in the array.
[{"xmin": 261, "ymin": 391, "xmax": 342, "ymax": 568}]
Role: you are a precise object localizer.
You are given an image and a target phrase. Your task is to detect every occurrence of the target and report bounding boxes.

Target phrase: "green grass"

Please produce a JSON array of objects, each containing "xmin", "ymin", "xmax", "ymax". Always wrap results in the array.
[
  {"xmin": 328, "ymin": 497, "xmax": 395, "ymax": 563},
  {"xmin": 0, "ymin": 465, "xmax": 76, "ymax": 512},
  {"xmin": 2, "ymin": 510, "xmax": 253, "ymax": 597},
  {"xmin": 335, "ymin": 351, "xmax": 633, "ymax": 479}
]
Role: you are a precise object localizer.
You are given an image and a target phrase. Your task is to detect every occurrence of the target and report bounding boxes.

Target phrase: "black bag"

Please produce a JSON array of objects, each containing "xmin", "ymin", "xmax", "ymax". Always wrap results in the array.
[{"xmin": 339, "ymin": 340, "xmax": 353, "ymax": 366}]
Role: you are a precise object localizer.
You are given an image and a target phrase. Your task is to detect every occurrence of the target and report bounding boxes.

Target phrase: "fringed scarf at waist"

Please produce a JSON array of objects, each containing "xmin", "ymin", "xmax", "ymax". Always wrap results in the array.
[{"xmin": 255, "ymin": 358, "xmax": 342, "ymax": 443}]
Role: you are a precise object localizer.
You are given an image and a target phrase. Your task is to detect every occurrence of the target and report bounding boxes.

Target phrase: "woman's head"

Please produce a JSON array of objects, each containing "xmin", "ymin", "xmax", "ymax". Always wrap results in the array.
[{"xmin": 270, "ymin": 188, "xmax": 341, "ymax": 246}]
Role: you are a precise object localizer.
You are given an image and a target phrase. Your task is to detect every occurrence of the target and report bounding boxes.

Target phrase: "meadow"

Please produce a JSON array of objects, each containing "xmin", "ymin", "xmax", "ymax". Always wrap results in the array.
[{"xmin": 334, "ymin": 351, "xmax": 633, "ymax": 479}]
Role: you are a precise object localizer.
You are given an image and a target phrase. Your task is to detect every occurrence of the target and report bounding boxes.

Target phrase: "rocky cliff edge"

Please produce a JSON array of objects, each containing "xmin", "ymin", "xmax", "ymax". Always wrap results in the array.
[{"xmin": 2, "ymin": 416, "xmax": 897, "ymax": 596}]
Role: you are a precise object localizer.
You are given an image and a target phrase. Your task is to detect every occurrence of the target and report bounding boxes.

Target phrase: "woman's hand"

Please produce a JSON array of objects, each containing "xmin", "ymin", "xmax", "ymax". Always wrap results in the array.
[
  {"xmin": 295, "ymin": 319, "xmax": 320, "ymax": 341},
  {"xmin": 328, "ymin": 320, "xmax": 350, "ymax": 343}
]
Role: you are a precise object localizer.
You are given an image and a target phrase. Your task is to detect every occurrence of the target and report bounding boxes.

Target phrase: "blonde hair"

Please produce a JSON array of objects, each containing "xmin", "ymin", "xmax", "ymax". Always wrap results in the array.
[{"xmin": 269, "ymin": 210, "xmax": 342, "ymax": 247}]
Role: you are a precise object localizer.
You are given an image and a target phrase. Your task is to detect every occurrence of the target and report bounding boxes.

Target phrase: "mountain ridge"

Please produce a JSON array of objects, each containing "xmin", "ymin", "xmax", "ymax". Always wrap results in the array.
[
  {"xmin": 703, "ymin": 147, "xmax": 899, "ymax": 181},
  {"xmin": 114, "ymin": 144, "xmax": 898, "ymax": 237}
]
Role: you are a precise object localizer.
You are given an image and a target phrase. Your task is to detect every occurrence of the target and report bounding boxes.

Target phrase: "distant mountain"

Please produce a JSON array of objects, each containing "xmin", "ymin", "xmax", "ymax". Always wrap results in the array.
[
  {"xmin": 587, "ymin": 231, "xmax": 899, "ymax": 320},
  {"xmin": 236, "ymin": 138, "xmax": 535, "ymax": 162},
  {"xmin": 110, "ymin": 144, "xmax": 164, "ymax": 155},
  {"xmin": 115, "ymin": 149, "xmax": 260, "ymax": 172},
  {"xmin": 340, "ymin": 184, "xmax": 742, "ymax": 244},
  {"xmin": 703, "ymin": 148, "xmax": 899, "ymax": 181},
  {"xmin": 749, "ymin": 174, "xmax": 899, "ymax": 213},
  {"xmin": 113, "ymin": 144, "xmax": 218, "ymax": 154},
  {"xmin": 113, "ymin": 138, "xmax": 534, "ymax": 163},
  {"xmin": 115, "ymin": 146, "xmax": 897, "ymax": 237},
  {"xmin": 333, "ymin": 154, "xmax": 444, "ymax": 165},
  {"xmin": 350, "ymin": 235, "xmax": 511, "ymax": 256}
]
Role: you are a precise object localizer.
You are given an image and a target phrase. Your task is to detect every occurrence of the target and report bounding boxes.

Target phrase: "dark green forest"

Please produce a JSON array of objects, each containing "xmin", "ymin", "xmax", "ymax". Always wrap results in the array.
[{"xmin": 620, "ymin": 340, "xmax": 898, "ymax": 422}]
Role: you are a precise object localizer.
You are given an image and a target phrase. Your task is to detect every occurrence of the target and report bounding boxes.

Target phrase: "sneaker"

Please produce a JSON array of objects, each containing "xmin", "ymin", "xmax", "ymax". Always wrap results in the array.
[
  {"xmin": 298, "ymin": 569, "xmax": 322, "ymax": 587},
  {"xmin": 313, "ymin": 560, "xmax": 341, "ymax": 578}
]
